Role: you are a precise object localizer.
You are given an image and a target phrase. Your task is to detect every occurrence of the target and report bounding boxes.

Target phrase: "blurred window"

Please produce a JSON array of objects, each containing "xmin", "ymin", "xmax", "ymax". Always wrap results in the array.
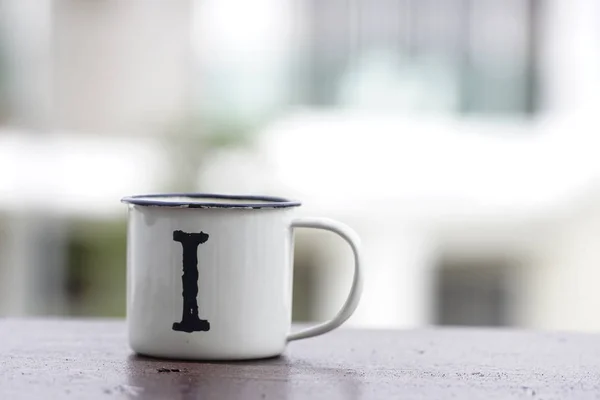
[
  {"xmin": 297, "ymin": 0, "xmax": 539, "ymax": 116},
  {"xmin": 434, "ymin": 259, "xmax": 513, "ymax": 326}
]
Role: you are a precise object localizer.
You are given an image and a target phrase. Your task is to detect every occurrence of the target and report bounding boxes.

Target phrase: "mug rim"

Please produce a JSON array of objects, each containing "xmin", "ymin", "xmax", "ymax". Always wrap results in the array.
[{"xmin": 121, "ymin": 193, "xmax": 302, "ymax": 209}]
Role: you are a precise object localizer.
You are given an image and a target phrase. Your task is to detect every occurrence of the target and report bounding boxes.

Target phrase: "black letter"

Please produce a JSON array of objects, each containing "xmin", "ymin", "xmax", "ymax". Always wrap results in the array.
[{"xmin": 172, "ymin": 230, "xmax": 210, "ymax": 333}]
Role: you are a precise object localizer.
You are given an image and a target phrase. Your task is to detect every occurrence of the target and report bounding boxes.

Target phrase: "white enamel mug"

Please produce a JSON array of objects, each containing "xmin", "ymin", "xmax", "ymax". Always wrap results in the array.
[{"xmin": 121, "ymin": 193, "xmax": 363, "ymax": 360}]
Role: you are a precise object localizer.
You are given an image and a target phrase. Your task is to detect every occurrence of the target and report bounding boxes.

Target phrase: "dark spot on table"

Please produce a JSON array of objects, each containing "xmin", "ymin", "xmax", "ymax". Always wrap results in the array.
[{"xmin": 157, "ymin": 367, "xmax": 183, "ymax": 373}]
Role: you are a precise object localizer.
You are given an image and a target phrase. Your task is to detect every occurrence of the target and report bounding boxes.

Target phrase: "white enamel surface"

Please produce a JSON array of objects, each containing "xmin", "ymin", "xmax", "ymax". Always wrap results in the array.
[{"xmin": 126, "ymin": 203, "xmax": 363, "ymax": 360}]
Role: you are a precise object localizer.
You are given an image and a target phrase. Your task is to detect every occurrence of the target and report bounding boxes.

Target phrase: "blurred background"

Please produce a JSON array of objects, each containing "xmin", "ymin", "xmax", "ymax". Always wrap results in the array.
[{"xmin": 2, "ymin": 0, "xmax": 600, "ymax": 331}]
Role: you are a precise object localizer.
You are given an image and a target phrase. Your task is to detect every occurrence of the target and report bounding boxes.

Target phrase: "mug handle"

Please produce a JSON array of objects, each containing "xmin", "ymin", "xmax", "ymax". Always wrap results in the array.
[{"xmin": 287, "ymin": 217, "xmax": 363, "ymax": 342}]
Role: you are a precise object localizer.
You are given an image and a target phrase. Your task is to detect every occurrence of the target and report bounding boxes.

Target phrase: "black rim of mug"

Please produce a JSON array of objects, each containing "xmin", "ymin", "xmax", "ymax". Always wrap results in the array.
[{"xmin": 120, "ymin": 193, "xmax": 302, "ymax": 209}]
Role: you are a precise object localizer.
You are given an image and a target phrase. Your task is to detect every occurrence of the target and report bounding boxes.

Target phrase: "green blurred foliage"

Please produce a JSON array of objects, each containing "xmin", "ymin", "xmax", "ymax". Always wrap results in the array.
[{"xmin": 65, "ymin": 219, "xmax": 127, "ymax": 317}]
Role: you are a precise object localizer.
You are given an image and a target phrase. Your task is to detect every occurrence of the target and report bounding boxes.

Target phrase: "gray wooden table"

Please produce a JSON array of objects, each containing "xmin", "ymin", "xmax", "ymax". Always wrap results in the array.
[{"xmin": 1, "ymin": 319, "xmax": 599, "ymax": 399}]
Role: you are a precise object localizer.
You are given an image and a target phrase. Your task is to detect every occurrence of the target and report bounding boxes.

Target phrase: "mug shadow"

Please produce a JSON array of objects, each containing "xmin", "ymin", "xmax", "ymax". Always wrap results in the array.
[
  {"xmin": 130, "ymin": 352, "xmax": 288, "ymax": 364},
  {"xmin": 124, "ymin": 353, "xmax": 363, "ymax": 400},
  {"xmin": 125, "ymin": 353, "xmax": 292, "ymax": 400}
]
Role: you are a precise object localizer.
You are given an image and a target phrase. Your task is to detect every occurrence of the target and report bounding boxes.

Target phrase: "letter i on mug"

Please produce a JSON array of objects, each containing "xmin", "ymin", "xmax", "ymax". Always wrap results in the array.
[{"xmin": 122, "ymin": 193, "xmax": 363, "ymax": 361}]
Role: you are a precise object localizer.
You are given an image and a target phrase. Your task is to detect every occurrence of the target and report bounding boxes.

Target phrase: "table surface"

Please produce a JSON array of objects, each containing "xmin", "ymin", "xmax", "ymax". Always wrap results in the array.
[{"xmin": 2, "ymin": 319, "xmax": 600, "ymax": 399}]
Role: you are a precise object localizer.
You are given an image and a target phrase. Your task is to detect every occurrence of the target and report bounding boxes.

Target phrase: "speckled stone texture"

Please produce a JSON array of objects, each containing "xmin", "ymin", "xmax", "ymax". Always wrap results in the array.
[{"xmin": 1, "ymin": 319, "xmax": 599, "ymax": 399}]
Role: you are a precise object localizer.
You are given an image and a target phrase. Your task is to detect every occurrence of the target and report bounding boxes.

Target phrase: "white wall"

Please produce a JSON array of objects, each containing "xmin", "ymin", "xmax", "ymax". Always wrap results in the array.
[
  {"xmin": 52, "ymin": 1, "xmax": 193, "ymax": 134},
  {"xmin": 523, "ymin": 191, "xmax": 600, "ymax": 331}
]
